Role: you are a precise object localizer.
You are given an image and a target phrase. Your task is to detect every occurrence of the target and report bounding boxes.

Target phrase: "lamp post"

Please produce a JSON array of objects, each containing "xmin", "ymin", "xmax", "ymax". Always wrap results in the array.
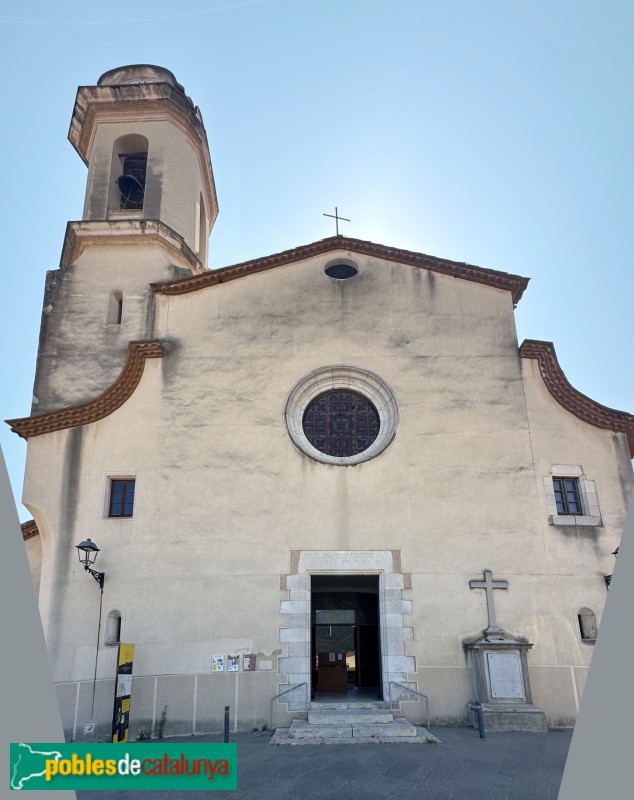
[{"xmin": 75, "ymin": 538, "xmax": 105, "ymax": 738}]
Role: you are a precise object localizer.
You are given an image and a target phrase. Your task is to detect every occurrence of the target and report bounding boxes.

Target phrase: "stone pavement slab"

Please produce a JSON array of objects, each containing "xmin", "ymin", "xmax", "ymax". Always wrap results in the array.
[{"xmin": 75, "ymin": 726, "xmax": 572, "ymax": 800}]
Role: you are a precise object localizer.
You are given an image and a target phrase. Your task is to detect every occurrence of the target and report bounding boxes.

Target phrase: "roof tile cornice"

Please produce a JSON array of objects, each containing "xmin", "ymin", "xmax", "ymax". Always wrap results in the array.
[
  {"xmin": 520, "ymin": 339, "xmax": 634, "ymax": 456},
  {"xmin": 6, "ymin": 340, "xmax": 165, "ymax": 440},
  {"xmin": 21, "ymin": 520, "xmax": 39, "ymax": 541},
  {"xmin": 150, "ymin": 236, "xmax": 530, "ymax": 305}
]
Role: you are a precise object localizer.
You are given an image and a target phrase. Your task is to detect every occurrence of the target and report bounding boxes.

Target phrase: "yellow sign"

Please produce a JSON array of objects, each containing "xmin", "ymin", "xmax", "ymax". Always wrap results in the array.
[{"xmin": 118, "ymin": 643, "xmax": 134, "ymax": 666}]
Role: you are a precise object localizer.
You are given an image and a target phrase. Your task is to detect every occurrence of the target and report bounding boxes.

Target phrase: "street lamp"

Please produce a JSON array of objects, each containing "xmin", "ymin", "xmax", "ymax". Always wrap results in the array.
[
  {"xmin": 75, "ymin": 538, "xmax": 105, "ymax": 738},
  {"xmin": 75, "ymin": 538, "xmax": 105, "ymax": 588}
]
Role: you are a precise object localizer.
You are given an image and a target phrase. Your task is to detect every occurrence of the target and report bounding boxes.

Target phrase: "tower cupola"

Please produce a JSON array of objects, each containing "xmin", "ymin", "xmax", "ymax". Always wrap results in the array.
[{"xmin": 67, "ymin": 64, "xmax": 217, "ymax": 269}]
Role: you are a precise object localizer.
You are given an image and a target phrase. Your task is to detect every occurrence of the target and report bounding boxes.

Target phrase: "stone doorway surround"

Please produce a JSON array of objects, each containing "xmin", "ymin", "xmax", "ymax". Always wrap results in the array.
[{"xmin": 278, "ymin": 551, "xmax": 415, "ymax": 711}]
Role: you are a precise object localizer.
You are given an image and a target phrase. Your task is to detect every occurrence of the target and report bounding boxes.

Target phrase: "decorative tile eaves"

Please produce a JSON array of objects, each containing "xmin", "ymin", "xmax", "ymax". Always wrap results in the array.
[
  {"xmin": 520, "ymin": 339, "xmax": 634, "ymax": 457},
  {"xmin": 21, "ymin": 520, "xmax": 39, "ymax": 541},
  {"xmin": 6, "ymin": 340, "xmax": 165, "ymax": 440}
]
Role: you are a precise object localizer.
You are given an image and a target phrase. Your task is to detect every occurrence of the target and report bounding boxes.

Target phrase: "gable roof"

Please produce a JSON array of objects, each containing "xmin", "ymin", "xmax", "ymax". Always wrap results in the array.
[{"xmin": 150, "ymin": 235, "xmax": 530, "ymax": 305}]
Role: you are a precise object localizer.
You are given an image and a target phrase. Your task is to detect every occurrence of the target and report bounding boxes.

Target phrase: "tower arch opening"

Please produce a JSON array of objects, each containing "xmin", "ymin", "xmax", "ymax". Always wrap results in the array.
[{"xmin": 108, "ymin": 134, "xmax": 149, "ymax": 213}]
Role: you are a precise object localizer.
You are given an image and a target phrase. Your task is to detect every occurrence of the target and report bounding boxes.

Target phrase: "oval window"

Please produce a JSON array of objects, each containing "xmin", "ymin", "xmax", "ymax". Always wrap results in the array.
[{"xmin": 325, "ymin": 263, "xmax": 358, "ymax": 280}]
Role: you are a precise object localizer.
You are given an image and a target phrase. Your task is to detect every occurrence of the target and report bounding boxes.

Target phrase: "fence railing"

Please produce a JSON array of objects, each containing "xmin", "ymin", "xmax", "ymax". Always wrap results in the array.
[
  {"xmin": 269, "ymin": 683, "xmax": 308, "ymax": 731},
  {"xmin": 387, "ymin": 681, "xmax": 430, "ymax": 729}
]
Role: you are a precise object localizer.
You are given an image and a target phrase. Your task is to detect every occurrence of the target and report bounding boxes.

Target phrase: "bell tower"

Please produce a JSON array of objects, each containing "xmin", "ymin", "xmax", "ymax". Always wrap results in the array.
[
  {"xmin": 31, "ymin": 66, "xmax": 218, "ymax": 414},
  {"xmin": 70, "ymin": 64, "xmax": 218, "ymax": 265}
]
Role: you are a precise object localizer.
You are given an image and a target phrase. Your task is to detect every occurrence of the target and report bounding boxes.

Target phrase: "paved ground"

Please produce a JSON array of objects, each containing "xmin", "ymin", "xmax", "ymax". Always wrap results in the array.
[{"xmin": 75, "ymin": 726, "xmax": 572, "ymax": 800}]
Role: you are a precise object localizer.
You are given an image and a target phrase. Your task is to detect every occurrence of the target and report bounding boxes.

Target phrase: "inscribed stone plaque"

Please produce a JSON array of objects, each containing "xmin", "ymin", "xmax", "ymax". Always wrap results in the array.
[{"xmin": 487, "ymin": 652, "xmax": 524, "ymax": 698}]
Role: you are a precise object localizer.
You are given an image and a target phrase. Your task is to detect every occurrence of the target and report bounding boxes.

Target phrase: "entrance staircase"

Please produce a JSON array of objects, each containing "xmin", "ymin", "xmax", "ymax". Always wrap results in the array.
[{"xmin": 270, "ymin": 701, "xmax": 439, "ymax": 745}]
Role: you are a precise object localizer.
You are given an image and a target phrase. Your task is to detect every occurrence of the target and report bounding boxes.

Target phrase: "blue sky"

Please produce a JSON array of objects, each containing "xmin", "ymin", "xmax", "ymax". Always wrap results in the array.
[{"xmin": 1, "ymin": 0, "xmax": 632, "ymax": 521}]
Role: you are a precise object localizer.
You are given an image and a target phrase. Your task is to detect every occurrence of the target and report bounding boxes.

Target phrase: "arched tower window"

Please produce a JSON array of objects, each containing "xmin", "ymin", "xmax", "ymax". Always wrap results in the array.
[
  {"xmin": 109, "ymin": 135, "xmax": 149, "ymax": 213},
  {"xmin": 106, "ymin": 290, "xmax": 124, "ymax": 325},
  {"xmin": 105, "ymin": 609, "xmax": 123, "ymax": 645},
  {"xmin": 577, "ymin": 607, "xmax": 597, "ymax": 643},
  {"xmin": 196, "ymin": 193, "xmax": 207, "ymax": 264}
]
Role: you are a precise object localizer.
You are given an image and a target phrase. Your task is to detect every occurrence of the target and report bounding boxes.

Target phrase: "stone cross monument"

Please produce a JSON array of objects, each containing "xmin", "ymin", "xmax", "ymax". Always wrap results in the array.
[
  {"xmin": 469, "ymin": 569, "xmax": 508, "ymax": 637},
  {"xmin": 464, "ymin": 568, "xmax": 547, "ymax": 732}
]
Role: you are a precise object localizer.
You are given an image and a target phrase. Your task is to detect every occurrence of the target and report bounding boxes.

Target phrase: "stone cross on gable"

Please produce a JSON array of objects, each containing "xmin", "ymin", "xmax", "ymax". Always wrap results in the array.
[{"xmin": 469, "ymin": 569, "xmax": 508, "ymax": 636}]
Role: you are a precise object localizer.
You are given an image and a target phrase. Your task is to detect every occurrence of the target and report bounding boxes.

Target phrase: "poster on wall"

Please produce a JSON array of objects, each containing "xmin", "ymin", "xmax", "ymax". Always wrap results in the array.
[
  {"xmin": 243, "ymin": 653, "xmax": 256, "ymax": 672},
  {"xmin": 112, "ymin": 643, "xmax": 134, "ymax": 743},
  {"xmin": 211, "ymin": 655, "xmax": 224, "ymax": 672},
  {"xmin": 227, "ymin": 654, "xmax": 240, "ymax": 672}
]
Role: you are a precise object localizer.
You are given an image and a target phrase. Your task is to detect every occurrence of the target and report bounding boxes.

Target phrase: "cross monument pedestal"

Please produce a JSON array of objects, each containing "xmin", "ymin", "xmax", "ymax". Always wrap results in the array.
[{"xmin": 464, "ymin": 570, "xmax": 547, "ymax": 733}]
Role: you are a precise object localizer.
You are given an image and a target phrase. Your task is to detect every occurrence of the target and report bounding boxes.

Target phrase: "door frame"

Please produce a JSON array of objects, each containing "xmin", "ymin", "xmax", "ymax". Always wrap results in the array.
[{"xmin": 277, "ymin": 551, "xmax": 415, "ymax": 712}]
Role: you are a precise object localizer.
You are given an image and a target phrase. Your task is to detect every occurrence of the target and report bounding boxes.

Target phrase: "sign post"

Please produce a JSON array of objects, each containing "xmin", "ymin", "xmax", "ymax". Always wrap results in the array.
[{"xmin": 112, "ymin": 643, "xmax": 134, "ymax": 743}]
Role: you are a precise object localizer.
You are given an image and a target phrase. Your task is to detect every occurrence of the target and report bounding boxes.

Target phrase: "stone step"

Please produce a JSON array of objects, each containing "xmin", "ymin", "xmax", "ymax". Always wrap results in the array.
[
  {"xmin": 286, "ymin": 716, "xmax": 419, "ymax": 740},
  {"xmin": 308, "ymin": 708, "xmax": 394, "ymax": 725},
  {"xmin": 270, "ymin": 702, "xmax": 441, "ymax": 747},
  {"xmin": 309, "ymin": 701, "xmax": 390, "ymax": 710},
  {"xmin": 289, "ymin": 721, "xmax": 352, "ymax": 739},
  {"xmin": 270, "ymin": 721, "xmax": 440, "ymax": 746},
  {"xmin": 353, "ymin": 720, "xmax": 416, "ymax": 738}
]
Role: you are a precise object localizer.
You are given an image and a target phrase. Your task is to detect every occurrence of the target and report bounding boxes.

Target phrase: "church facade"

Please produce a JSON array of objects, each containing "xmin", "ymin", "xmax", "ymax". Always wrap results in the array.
[{"xmin": 10, "ymin": 65, "xmax": 634, "ymax": 742}]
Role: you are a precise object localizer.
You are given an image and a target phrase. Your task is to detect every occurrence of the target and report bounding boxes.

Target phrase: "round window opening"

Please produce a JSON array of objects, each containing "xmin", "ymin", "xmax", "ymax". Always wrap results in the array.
[
  {"xmin": 302, "ymin": 390, "xmax": 380, "ymax": 457},
  {"xmin": 285, "ymin": 366, "xmax": 398, "ymax": 465},
  {"xmin": 325, "ymin": 263, "xmax": 358, "ymax": 280}
]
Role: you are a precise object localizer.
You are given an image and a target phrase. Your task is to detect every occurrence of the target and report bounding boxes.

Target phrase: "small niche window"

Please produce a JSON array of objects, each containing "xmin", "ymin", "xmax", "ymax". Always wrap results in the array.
[
  {"xmin": 105, "ymin": 610, "xmax": 122, "ymax": 645},
  {"xmin": 108, "ymin": 479, "xmax": 135, "ymax": 518},
  {"xmin": 577, "ymin": 607, "xmax": 597, "ymax": 643},
  {"xmin": 106, "ymin": 290, "xmax": 123, "ymax": 325},
  {"xmin": 553, "ymin": 478, "xmax": 582, "ymax": 515}
]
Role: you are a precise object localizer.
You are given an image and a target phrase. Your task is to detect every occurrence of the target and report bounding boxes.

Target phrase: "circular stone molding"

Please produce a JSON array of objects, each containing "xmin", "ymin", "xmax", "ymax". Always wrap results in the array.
[{"xmin": 285, "ymin": 366, "xmax": 399, "ymax": 465}]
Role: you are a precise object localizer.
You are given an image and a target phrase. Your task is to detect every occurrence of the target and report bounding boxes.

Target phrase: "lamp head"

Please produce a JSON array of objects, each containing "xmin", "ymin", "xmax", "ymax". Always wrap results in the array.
[{"xmin": 76, "ymin": 538, "xmax": 100, "ymax": 569}]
